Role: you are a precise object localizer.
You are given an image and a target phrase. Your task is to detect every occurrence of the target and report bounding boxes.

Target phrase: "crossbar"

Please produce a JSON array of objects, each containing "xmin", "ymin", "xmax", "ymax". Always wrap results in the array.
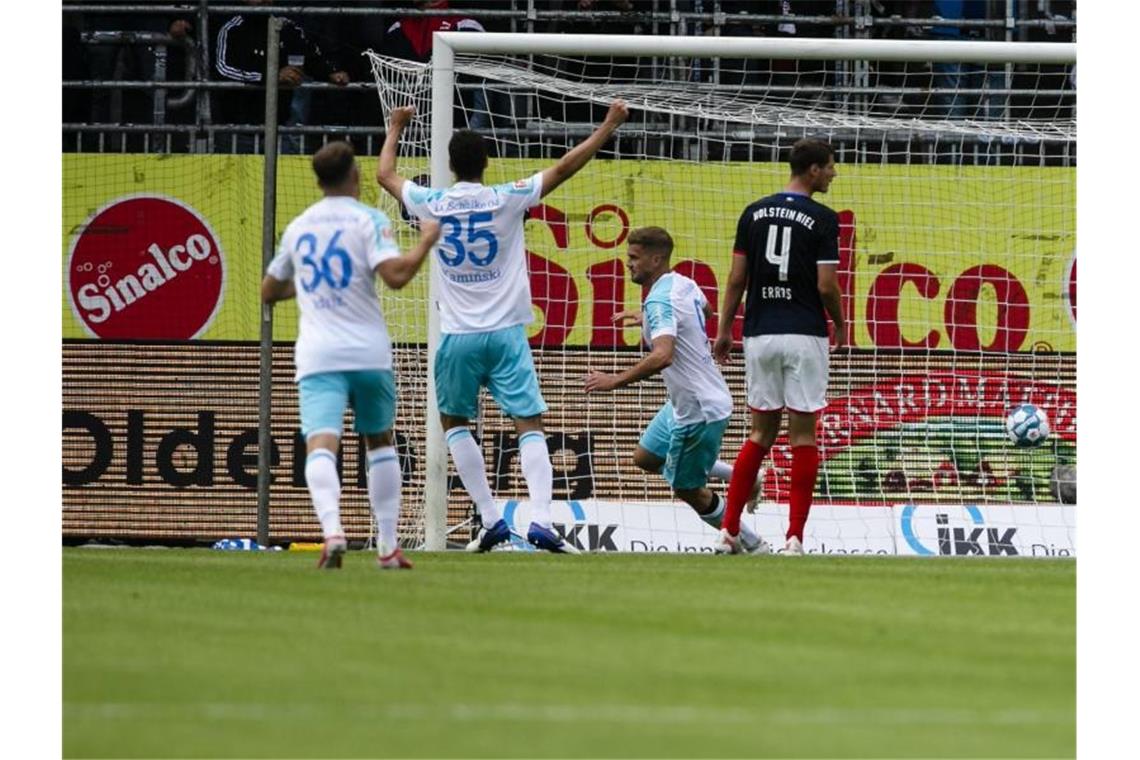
[{"xmin": 437, "ymin": 32, "xmax": 1075, "ymax": 65}]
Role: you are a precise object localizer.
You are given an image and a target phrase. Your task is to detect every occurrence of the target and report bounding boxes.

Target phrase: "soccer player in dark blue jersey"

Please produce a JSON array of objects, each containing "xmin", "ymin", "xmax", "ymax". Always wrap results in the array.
[{"xmin": 712, "ymin": 138, "xmax": 847, "ymax": 555}]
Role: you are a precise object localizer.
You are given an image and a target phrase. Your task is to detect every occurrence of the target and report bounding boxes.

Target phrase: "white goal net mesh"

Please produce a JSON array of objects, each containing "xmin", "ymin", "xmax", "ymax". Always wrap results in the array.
[{"xmin": 368, "ymin": 43, "xmax": 1076, "ymax": 555}]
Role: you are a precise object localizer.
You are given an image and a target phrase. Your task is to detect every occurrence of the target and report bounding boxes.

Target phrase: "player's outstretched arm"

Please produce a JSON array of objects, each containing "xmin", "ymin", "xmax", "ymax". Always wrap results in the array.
[
  {"xmin": 377, "ymin": 106, "xmax": 416, "ymax": 202},
  {"xmin": 260, "ymin": 275, "xmax": 295, "ymax": 305},
  {"xmin": 585, "ymin": 335, "xmax": 674, "ymax": 393},
  {"xmin": 540, "ymin": 100, "xmax": 629, "ymax": 199},
  {"xmin": 612, "ymin": 308, "xmax": 642, "ymax": 327},
  {"xmin": 376, "ymin": 220, "xmax": 441, "ymax": 290},
  {"xmin": 714, "ymin": 254, "xmax": 748, "ymax": 363}
]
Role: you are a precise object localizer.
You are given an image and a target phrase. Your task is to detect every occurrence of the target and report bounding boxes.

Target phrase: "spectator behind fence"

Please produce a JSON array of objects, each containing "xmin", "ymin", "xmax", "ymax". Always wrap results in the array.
[
  {"xmin": 63, "ymin": 21, "xmax": 91, "ymax": 152},
  {"xmin": 300, "ymin": 8, "xmax": 393, "ymax": 130},
  {"xmin": 872, "ymin": 1, "xmax": 935, "ymax": 112},
  {"xmin": 384, "ymin": 0, "xmax": 486, "ymax": 62},
  {"xmin": 715, "ymin": 1, "xmax": 800, "ymax": 91},
  {"xmin": 574, "ymin": 0, "xmax": 635, "ymax": 11},
  {"xmin": 539, "ymin": 1, "xmax": 643, "ymax": 128},
  {"xmin": 279, "ymin": 13, "xmax": 353, "ymax": 153},
  {"xmin": 68, "ymin": 7, "xmax": 197, "ymax": 150},
  {"xmin": 929, "ymin": 0, "xmax": 1008, "ymax": 120},
  {"xmin": 213, "ymin": 0, "xmax": 349, "ymax": 153},
  {"xmin": 384, "ymin": 1, "xmax": 507, "ymax": 132}
]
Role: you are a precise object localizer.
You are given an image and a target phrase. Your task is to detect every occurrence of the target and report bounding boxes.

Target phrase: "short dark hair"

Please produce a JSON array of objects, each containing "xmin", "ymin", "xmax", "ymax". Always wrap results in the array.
[
  {"xmin": 312, "ymin": 141, "xmax": 356, "ymax": 187},
  {"xmin": 449, "ymin": 130, "xmax": 489, "ymax": 181},
  {"xmin": 788, "ymin": 138, "xmax": 834, "ymax": 176},
  {"xmin": 628, "ymin": 226, "xmax": 674, "ymax": 257}
]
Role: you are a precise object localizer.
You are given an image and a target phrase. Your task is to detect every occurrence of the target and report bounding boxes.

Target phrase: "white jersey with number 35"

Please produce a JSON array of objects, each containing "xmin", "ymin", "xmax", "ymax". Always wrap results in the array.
[
  {"xmin": 402, "ymin": 174, "xmax": 543, "ymax": 334},
  {"xmin": 267, "ymin": 196, "xmax": 401, "ymax": 380}
]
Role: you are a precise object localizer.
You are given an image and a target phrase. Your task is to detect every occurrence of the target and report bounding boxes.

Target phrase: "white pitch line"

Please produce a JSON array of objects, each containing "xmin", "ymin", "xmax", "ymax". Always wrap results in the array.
[{"xmin": 64, "ymin": 702, "xmax": 1071, "ymax": 727}]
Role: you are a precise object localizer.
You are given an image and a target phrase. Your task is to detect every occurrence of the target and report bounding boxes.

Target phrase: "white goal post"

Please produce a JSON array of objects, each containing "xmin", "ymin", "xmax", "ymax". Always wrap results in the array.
[{"xmin": 371, "ymin": 33, "xmax": 1076, "ymax": 553}]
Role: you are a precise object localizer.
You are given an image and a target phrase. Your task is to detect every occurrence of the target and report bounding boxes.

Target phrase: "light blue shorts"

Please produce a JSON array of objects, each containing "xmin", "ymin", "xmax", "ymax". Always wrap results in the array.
[
  {"xmin": 435, "ymin": 325, "xmax": 547, "ymax": 419},
  {"xmin": 639, "ymin": 402, "xmax": 730, "ymax": 490},
  {"xmin": 297, "ymin": 369, "xmax": 396, "ymax": 439}
]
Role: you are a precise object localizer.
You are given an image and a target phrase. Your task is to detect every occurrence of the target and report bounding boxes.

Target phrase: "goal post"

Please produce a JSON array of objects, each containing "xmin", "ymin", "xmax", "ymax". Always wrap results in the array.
[
  {"xmin": 370, "ymin": 32, "xmax": 1076, "ymax": 555},
  {"xmin": 423, "ymin": 39, "xmax": 456, "ymax": 551}
]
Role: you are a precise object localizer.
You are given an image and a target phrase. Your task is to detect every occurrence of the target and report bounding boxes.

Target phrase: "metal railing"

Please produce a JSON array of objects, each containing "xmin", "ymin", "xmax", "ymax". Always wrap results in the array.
[
  {"xmin": 61, "ymin": 1, "xmax": 1077, "ymax": 33},
  {"xmin": 62, "ymin": 1, "xmax": 1076, "ymax": 158},
  {"xmin": 80, "ymin": 30, "xmax": 199, "ymax": 123}
]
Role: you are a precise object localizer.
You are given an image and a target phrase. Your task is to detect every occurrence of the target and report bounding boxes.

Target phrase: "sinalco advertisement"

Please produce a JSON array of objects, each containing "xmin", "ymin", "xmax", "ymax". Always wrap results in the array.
[{"xmin": 63, "ymin": 155, "xmax": 1076, "ymax": 352}]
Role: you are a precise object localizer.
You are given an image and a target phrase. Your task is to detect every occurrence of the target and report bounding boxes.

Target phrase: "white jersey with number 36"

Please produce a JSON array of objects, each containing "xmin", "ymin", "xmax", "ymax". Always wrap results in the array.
[
  {"xmin": 267, "ymin": 196, "xmax": 401, "ymax": 380},
  {"xmin": 402, "ymin": 174, "xmax": 543, "ymax": 334}
]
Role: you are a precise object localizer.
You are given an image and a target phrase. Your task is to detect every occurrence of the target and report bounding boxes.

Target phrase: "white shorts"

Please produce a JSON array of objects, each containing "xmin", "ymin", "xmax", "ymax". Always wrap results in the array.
[{"xmin": 743, "ymin": 334, "xmax": 830, "ymax": 413}]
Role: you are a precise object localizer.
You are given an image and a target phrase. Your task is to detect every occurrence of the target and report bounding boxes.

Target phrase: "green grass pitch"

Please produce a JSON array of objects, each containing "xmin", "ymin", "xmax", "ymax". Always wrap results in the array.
[{"xmin": 63, "ymin": 549, "xmax": 1074, "ymax": 759}]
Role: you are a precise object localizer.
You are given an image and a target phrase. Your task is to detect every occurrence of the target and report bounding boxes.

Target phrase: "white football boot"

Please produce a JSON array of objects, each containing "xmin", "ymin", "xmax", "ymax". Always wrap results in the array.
[
  {"xmin": 317, "ymin": 534, "xmax": 347, "ymax": 569},
  {"xmin": 713, "ymin": 528, "xmax": 743, "ymax": 555},
  {"xmin": 783, "ymin": 536, "xmax": 805, "ymax": 556},
  {"xmin": 377, "ymin": 547, "xmax": 414, "ymax": 570},
  {"xmin": 744, "ymin": 467, "xmax": 767, "ymax": 513},
  {"xmin": 741, "ymin": 531, "xmax": 773, "ymax": 555}
]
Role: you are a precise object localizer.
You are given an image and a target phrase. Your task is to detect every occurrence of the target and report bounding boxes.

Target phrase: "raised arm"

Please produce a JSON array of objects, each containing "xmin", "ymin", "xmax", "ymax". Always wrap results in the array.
[
  {"xmin": 375, "ymin": 221, "xmax": 440, "ymax": 290},
  {"xmin": 540, "ymin": 100, "xmax": 629, "ymax": 198},
  {"xmin": 377, "ymin": 105, "xmax": 416, "ymax": 202}
]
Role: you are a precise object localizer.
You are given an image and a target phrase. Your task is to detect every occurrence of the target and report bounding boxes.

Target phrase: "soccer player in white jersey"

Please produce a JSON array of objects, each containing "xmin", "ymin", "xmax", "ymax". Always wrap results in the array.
[
  {"xmin": 584, "ymin": 227, "xmax": 771, "ymax": 554},
  {"xmin": 262, "ymin": 141, "xmax": 440, "ymax": 570},
  {"xmin": 378, "ymin": 101, "xmax": 628, "ymax": 553}
]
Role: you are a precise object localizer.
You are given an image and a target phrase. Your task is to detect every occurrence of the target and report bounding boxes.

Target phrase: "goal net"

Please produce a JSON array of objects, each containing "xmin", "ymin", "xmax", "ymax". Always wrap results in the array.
[{"xmin": 369, "ymin": 33, "xmax": 1076, "ymax": 556}]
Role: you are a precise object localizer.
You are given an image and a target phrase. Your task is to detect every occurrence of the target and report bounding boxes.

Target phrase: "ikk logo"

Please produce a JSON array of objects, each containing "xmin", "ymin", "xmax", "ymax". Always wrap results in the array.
[
  {"xmin": 501, "ymin": 500, "xmax": 620, "ymax": 552},
  {"xmin": 900, "ymin": 504, "xmax": 1018, "ymax": 556},
  {"xmin": 67, "ymin": 195, "xmax": 225, "ymax": 339}
]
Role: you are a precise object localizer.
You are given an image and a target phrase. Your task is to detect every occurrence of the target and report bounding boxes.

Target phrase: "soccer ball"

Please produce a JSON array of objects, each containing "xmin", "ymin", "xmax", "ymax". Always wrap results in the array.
[{"xmin": 1006, "ymin": 404, "xmax": 1051, "ymax": 447}]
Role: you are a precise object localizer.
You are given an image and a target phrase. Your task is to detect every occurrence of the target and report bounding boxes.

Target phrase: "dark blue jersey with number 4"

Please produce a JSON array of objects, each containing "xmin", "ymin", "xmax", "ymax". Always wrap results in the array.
[{"xmin": 733, "ymin": 192, "xmax": 840, "ymax": 338}]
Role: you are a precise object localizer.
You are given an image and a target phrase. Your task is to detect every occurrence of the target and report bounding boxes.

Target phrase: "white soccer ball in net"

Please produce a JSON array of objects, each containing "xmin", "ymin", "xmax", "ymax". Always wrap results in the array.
[{"xmin": 1006, "ymin": 404, "xmax": 1051, "ymax": 448}]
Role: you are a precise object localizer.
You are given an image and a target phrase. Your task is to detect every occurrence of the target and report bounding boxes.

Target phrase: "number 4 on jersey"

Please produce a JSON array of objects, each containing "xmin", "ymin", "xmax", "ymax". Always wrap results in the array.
[{"xmin": 765, "ymin": 225, "xmax": 792, "ymax": 281}]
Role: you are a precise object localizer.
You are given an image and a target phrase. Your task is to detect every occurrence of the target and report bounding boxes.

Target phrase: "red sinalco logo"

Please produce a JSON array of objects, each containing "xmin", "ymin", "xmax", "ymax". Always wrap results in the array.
[{"xmin": 67, "ymin": 195, "xmax": 225, "ymax": 339}]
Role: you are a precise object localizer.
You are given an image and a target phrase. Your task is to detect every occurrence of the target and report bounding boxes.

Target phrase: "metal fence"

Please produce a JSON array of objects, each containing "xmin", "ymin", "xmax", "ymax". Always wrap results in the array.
[{"xmin": 63, "ymin": 1, "xmax": 1076, "ymax": 162}]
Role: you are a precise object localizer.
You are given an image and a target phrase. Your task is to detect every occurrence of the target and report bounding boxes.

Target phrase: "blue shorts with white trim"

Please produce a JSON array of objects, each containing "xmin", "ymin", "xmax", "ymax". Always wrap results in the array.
[
  {"xmin": 639, "ymin": 402, "xmax": 729, "ymax": 490},
  {"xmin": 297, "ymin": 369, "xmax": 396, "ymax": 439},
  {"xmin": 435, "ymin": 325, "xmax": 547, "ymax": 419}
]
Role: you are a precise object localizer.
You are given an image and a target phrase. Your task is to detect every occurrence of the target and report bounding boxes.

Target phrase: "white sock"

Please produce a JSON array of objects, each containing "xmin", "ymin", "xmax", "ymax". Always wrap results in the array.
[
  {"xmin": 519, "ymin": 431, "xmax": 553, "ymax": 528},
  {"xmin": 697, "ymin": 491, "xmax": 726, "ymax": 530},
  {"xmin": 367, "ymin": 446, "xmax": 401, "ymax": 556},
  {"xmin": 696, "ymin": 492, "xmax": 760, "ymax": 544},
  {"xmin": 709, "ymin": 460, "xmax": 733, "ymax": 481},
  {"xmin": 305, "ymin": 449, "xmax": 342, "ymax": 538},
  {"xmin": 738, "ymin": 520, "xmax": 762, "ymax": 546},
  {"xmin": 446, "ymin": 427, "xmax": 501, "ymax": 525}
]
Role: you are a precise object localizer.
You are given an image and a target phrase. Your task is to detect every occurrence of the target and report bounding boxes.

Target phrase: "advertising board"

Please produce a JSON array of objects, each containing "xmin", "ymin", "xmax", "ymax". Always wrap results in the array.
[{"xmin": 63, "ymin": 156, "xmax": 1076, "ymax": 352}]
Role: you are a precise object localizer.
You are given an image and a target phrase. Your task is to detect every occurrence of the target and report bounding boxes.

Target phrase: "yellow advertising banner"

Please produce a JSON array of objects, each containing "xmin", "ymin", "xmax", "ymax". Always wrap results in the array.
[{"xmin": 63, "ymin": 155, "xmax": 1075, "ymax": 351}]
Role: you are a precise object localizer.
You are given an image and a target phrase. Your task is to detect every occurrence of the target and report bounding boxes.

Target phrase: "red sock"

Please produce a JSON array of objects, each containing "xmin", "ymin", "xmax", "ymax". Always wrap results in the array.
[
  {"xmin": 787, "ymin": 445, "xmax": 820, "ymax": 542},
  {"xmin": 723, "ymin": 440, "xmax": 768, "ymax": 536}
]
